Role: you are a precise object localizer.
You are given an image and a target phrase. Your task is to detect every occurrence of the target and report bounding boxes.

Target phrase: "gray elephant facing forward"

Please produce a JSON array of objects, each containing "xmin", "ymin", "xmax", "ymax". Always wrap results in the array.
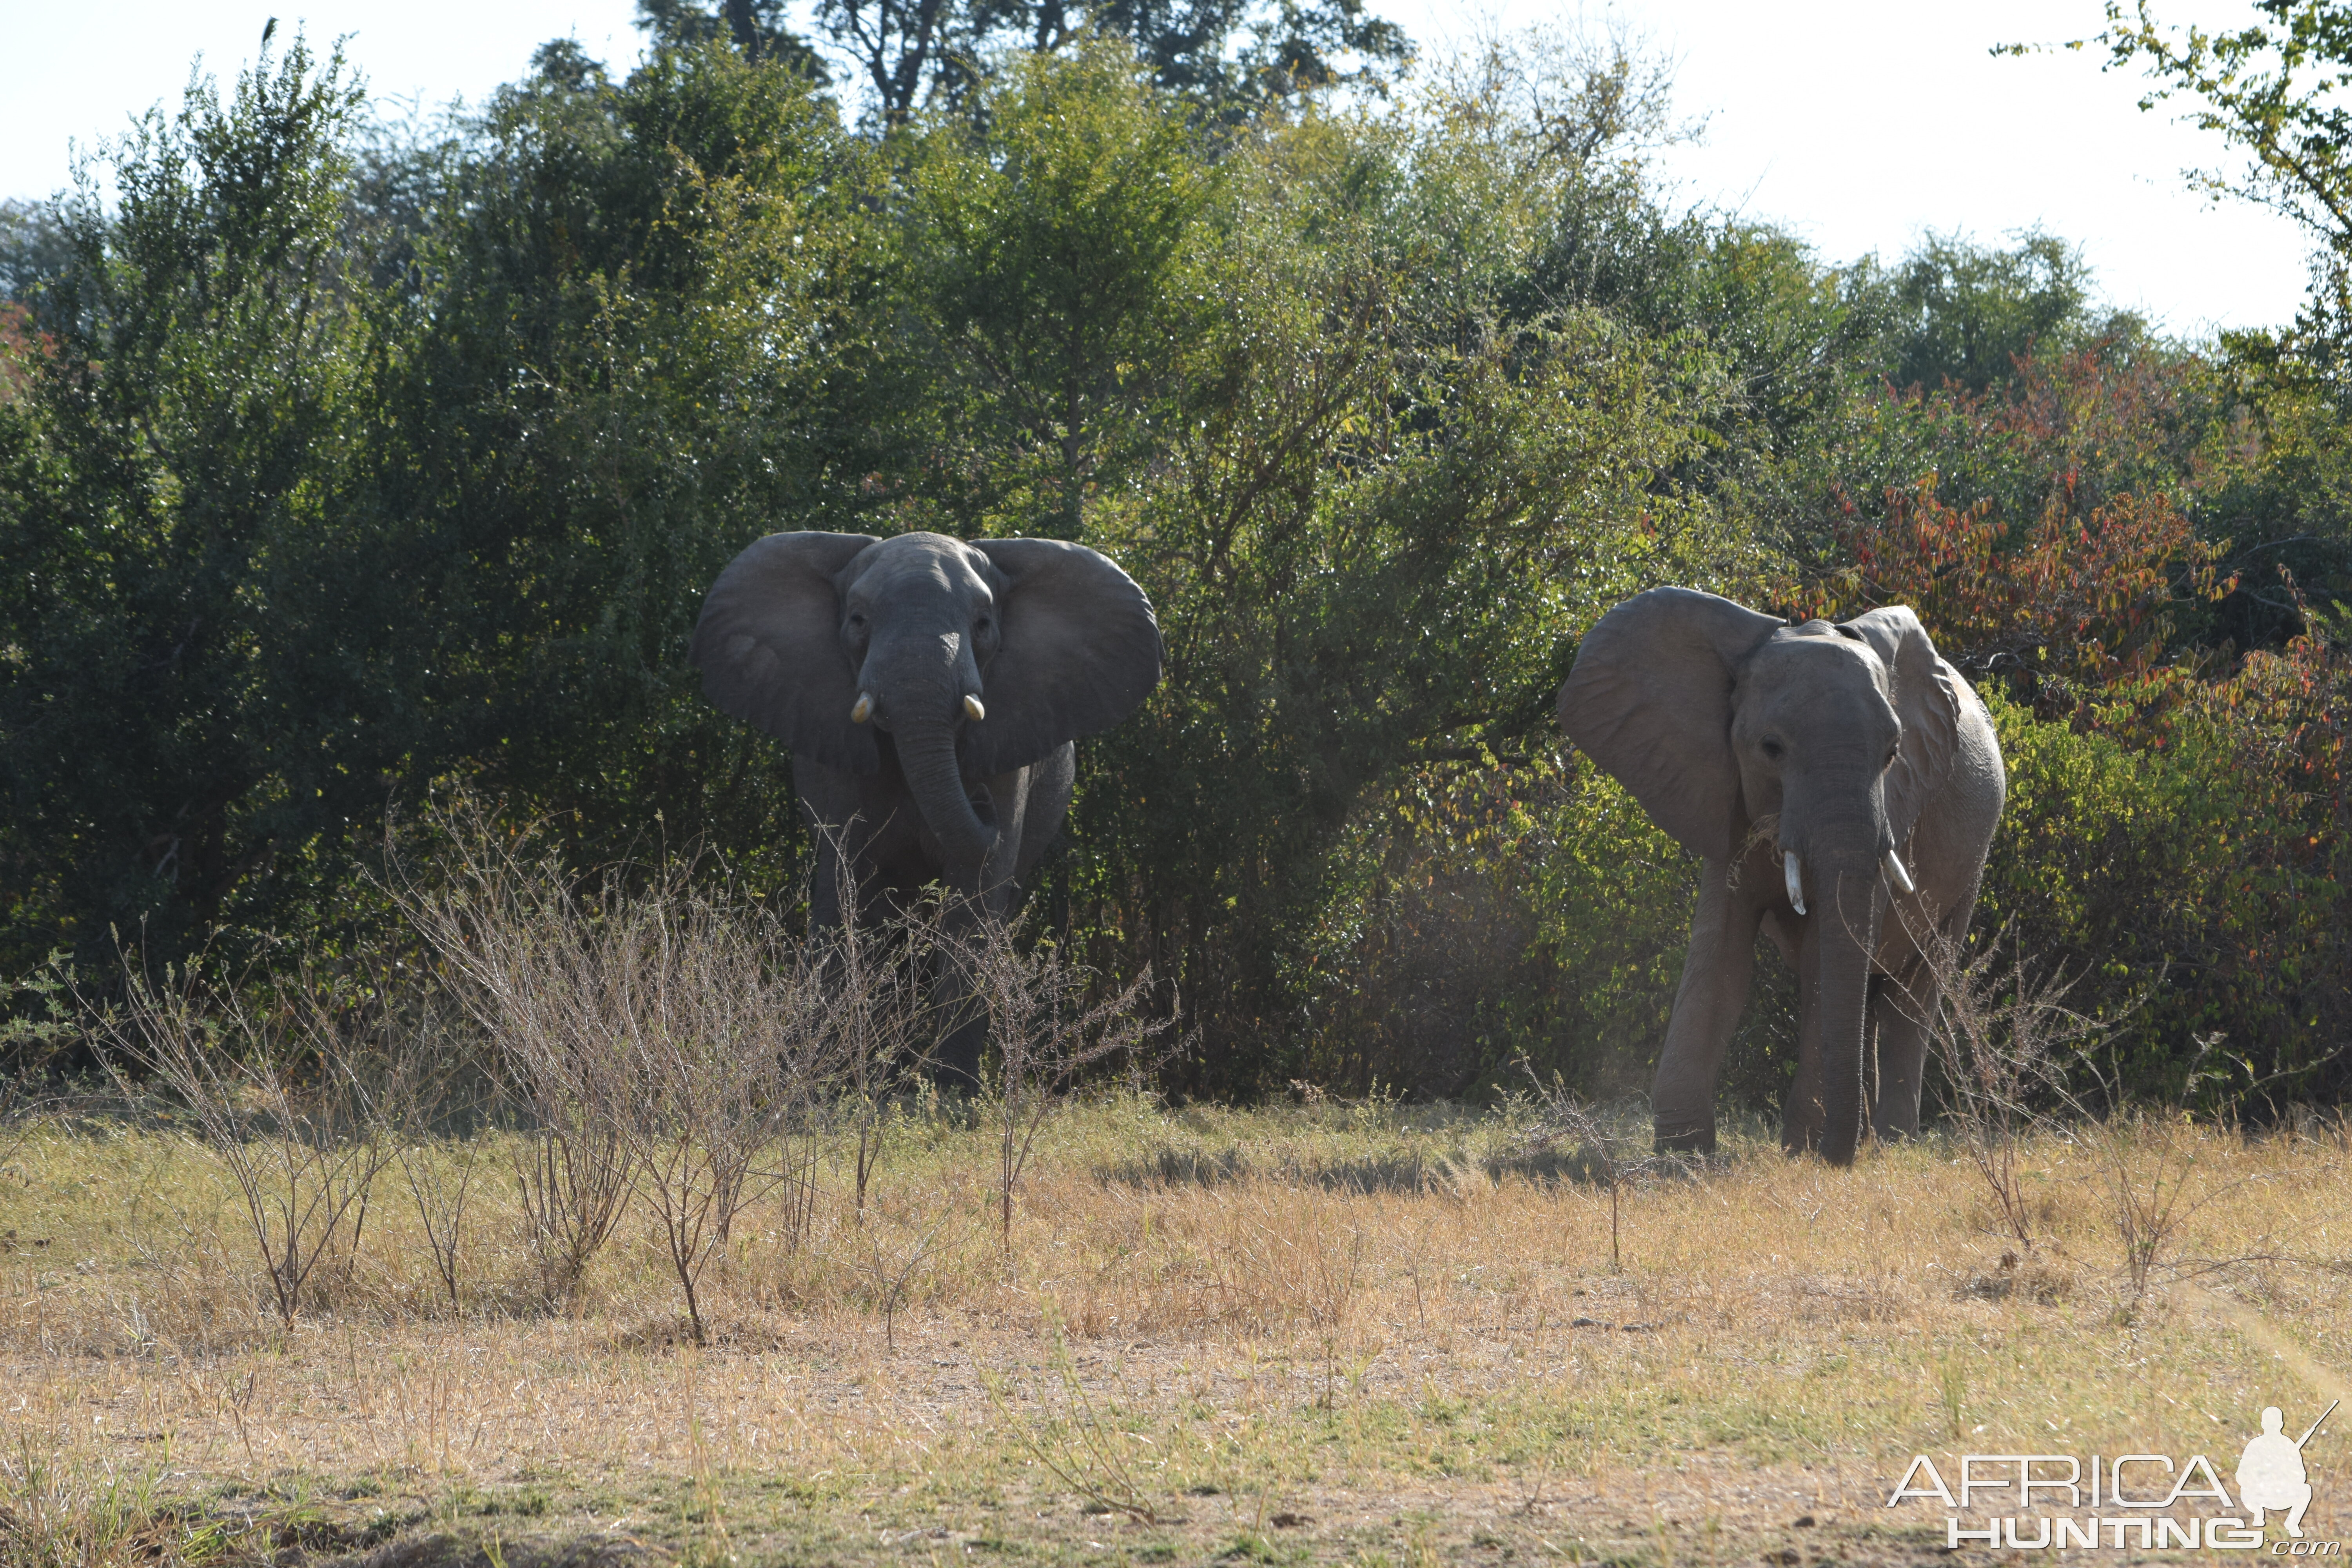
[
  {"xmin": 691, "ymin": 530, "xmax": 1162, "ymax": 1084},
  {"xmin": 1557, "ymin": 588, "xmax": 2005, "ymax": 1165}
]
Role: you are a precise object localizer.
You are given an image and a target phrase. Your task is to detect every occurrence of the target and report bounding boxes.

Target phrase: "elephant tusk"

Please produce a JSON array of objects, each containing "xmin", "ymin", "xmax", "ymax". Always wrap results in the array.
[
  {"xmin": 963, "ymin": 693, "xmax": 986, "ymax": 722},
  {"xmin": 1882, "ymin": 848, "xmax": 1916, "ymax": 895},
  {"xmin": 851, "ymin": 691, "xmax": 874, "ymax": 724},
  {"xmin": 1783, "ymin": 852, "xmax": 1807, "ymax": 916}
]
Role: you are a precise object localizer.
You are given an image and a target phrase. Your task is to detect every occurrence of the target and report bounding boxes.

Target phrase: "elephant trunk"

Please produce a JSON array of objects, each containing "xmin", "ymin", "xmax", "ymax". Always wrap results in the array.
[
  {"xmin": 893, "ymin": 705, "xmax": 996, "ymax": 873},
  {"xmin": 1782, "ymin": 752, "xmax": 1888, "ymax": 1167},
  {"xmin": 1813, "ymin": 862, "xmax": 1884, "ymax": 1167}
]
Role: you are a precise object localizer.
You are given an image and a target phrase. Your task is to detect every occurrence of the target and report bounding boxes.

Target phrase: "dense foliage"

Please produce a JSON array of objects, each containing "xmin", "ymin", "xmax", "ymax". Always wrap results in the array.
[{"xmin": 7, "ymin": 10, "xmax": 2352, "ymax": 1116}]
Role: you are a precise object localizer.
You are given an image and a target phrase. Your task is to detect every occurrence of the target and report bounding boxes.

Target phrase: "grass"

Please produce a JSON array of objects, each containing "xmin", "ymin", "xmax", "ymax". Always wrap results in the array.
[{"xmin": 2, "ymin": 1094, "xmax": 2348, "ymax": 1565}]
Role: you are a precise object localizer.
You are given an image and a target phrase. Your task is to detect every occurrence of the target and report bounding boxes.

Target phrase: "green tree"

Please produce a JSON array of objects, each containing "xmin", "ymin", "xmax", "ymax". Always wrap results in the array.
[
  {"xmin": 635, "ymin": 0, "xmax": 830, "ymax": 78},
  {"xmin": 0, "ymin": 35, "xmax": 393, "ymax": 971},
  {"xmin": 815, "ymin": 0, "xmax": 1406, "ymax": 124},
  {"xmin": 2101, "ymin": 2, "xmax": 2352, "ymax": 374},
  {"xmin": 363, "ymin": 39, "xmax": 895, "ymax": 881},
  {"xmin": 1884, "ymin": 229, "xmax": 2106, "ymax": 395},
  {"xmin": 906, "ymin": 40, "xmax": 1213, "ymax": 537},
  {"xmin": 1004, "ymin": 50, "xmax": 1730, "ymax": 1087},
  {"xmin": 0, "ymin": 199, "xmax": 74, "ymax": 321}
]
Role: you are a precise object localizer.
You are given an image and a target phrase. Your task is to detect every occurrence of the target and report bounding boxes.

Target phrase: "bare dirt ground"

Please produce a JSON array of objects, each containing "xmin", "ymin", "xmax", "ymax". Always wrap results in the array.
[{"xmin": 4, "ymin": 1099, "xmax": 2347, "ymax": 1565}]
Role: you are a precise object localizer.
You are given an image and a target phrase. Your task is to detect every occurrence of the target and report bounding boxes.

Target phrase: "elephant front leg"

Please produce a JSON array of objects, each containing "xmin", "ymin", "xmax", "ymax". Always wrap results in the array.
[
  {"xmin": 927, "ymin": 867, "xmax": 998, "ymax": 1093},
  {"xmin": 979, "ymin": 767, "xmax": 1034, "ymax": 916},
  {"xmin": 1653, "ymin": 861, "xmax": 1764, "ymax": 1155},
  {"xmin": 1869, "ymin": 957, "xmax": 1936, "ymax": 1141},
  {"xmin": 929, "ymin": 961, "xmax": 988, "ymax": 1091},
  {"xmin": 927, "ymin": 771, "xmax": 1034, "ymax": 1092}
]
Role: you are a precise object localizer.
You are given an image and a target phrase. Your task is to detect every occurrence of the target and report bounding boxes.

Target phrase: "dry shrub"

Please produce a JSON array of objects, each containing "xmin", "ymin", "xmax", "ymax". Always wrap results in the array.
[
  {"xmin": 396, "ymin": 1125, "xmax": 488, "ymax": 1316},
  {"xmin": 2072, "ymin": 1091, "xmax": 2252, "ymax": 1312},
  {"xmin": 820, "ymin": 848, "xmax": 938, "ymax": 1219},
  {"xmin": 86, "ymin": 955, "xmax": 410, "ymax": 1329},
  {"xmin": 388, "ymin": 994, "xmax": 495, "ymax": 1316},
  {"xmin": 988, "ymin": 1326, "xmax": 1166, "ymax": 1523},
  {"xmin": 398, "ymin": 817, "xmax": 882, "ymax": 1340},
  {"xmin": 844, "ymin": 1196, "xmax": 970, "ymax": 1351},
  {"xmin": 1917, "ymin": 917, "xmax": 2258, "ymax": 1309},
  {"xmin": 1509, "ymin": 1056, "xmax": 1683, "ymax": 1272},
  {"xmin": 602, "ymin": 886, "xmax": 854, "ymax": 1343},
  {"xmin": 1916, "ymin": 919, "xmax": 2106, "ymax": 1247},
  {"xmin": 397, "ymin": 820, "xmax": 643, "ymax": 1307},
  {"xmin": 392, "ymin": 801, "xmax": 1187, "ymax": 1340},
  {"xmin": 960, "ymin": 918, "xmax": 1173, "ymax": 1245}
]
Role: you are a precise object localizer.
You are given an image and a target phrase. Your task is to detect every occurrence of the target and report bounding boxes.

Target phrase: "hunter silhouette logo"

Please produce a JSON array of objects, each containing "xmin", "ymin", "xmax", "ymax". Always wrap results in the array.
[
  {"xmin": 2240, "ymin": 1401, "xmax": 2337, "ymax": 1539},
  {"xmin": 1887, "ymin": 1396, "xmax": 2338, "ymax": 1550}
]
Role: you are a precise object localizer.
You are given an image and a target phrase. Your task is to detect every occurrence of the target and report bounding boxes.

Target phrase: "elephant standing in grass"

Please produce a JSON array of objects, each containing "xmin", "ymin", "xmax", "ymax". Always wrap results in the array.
[
  {"xmin": 1557, "ymin": 588, "xmax": 2005, "ymax": 1164},
  {"xmin": 691, "ymin": 530, "xmax": 1162, "ymax": 1084}
]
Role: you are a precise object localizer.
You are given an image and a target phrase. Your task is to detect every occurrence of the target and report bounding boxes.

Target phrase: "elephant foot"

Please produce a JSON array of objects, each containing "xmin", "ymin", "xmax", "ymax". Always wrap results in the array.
[{"xmin": 1653, "ymin": 1121, "xmax": 1716, "ymax": 1157}]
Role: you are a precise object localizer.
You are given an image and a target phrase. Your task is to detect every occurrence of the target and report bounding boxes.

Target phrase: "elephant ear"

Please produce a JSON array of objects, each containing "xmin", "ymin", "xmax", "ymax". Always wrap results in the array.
[
  {"xmin": 1557, "ymin": 587, "xmax": 1785, "ymax": 862},
  {"xmin": 964, "ymin": 538, "xmax": 1163, "ymax": 777},
  {"xmin": 1842, "ymin": 605, "xmax": 1962, "ymax": 842},
  {"xmin": 689, "ymin": 531, "xmax": 882, "ymax": 773}
]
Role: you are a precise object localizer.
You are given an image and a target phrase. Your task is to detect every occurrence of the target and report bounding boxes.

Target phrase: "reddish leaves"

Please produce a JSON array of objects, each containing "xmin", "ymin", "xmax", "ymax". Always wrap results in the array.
[{"xmin": 1786, "ymin": 472, "xmax": 2232, "ymax": 719}]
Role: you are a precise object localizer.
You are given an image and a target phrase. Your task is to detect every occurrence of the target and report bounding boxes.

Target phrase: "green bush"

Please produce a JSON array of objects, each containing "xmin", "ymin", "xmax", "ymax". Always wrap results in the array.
[{"xmin": 1978, "ymin": 686, "xmax": 2350, "ymax": 1107}]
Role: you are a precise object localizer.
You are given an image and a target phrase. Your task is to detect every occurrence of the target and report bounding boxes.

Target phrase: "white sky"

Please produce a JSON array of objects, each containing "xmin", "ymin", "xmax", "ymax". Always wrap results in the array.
[{"xmin": 0, "ymin": 0, "xmax": 2314, "ymax": 337}]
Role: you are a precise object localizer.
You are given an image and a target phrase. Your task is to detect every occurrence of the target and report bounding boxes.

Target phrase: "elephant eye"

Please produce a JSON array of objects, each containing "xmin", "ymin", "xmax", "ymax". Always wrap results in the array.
[{"xmin": 1760, "ymin": 738, "xmax": 1784, "ymax": 761}]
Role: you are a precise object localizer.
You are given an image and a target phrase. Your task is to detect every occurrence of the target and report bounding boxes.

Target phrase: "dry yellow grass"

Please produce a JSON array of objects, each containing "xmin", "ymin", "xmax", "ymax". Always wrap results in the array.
[{"xmin": 2, "ymin": 1096, "xmax": 2348, "ymax": 1565}]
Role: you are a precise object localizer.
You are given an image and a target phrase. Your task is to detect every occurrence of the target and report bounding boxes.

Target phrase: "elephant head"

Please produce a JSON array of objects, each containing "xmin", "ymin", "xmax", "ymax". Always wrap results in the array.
[
  {"xmin": 689, "ymin": 531, "xmax": 1162, "ymax": 870},
  {"xmin": 1557, "ymin": 587, "xmax": 1963, "ymax": 1165}
]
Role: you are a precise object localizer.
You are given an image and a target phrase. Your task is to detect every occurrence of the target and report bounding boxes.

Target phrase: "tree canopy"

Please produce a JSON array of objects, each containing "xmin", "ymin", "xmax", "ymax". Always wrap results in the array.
[{"xmin": 7, "ymin": 13, "xmax": 2352, "ymax": 1112}]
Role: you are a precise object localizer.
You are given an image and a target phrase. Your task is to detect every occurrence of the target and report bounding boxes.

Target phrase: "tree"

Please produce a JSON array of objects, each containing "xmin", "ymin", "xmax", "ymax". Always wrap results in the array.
[
  {"xmin": 906, "ymin": 39, "xmax": 1213, "ymax": 537},
  {"xmin": 359, "ymin": 38, "xmax": 896, "ymax": 884},
  {"xmin": 1885, "ymin": 230, "xmax": 2105, "ymax": 395},
  {"xmin": 2099, "ymin": 2, "xmax": 2352, "ymax": 370},
  {"xmin": 976, "ymin": 45, "xmax": 1725, "ymax": 1087},
  {"xmin": 635, "ymin": 0, "xmax": 829, "ymax": 78},
  {"xmin": 0, "ymin": 200, "xmax": 74, "ymax": 322},
  {"xmin": 0, "ymin": 34, "xmax": 394, "ymax": 973},
  {"xmin": 813, "ymin": 0, "xmax": 1408, "ymax": 124},
  {"xmin": 818, "ymin": 0, "xmax": 954, "ymax": 122}
]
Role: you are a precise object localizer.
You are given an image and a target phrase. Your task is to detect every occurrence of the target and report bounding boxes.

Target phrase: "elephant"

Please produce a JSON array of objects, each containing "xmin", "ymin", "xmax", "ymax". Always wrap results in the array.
[
  {"xmin": 690, "ymin": 530, "xmax": 1162, "ymax": 1083},
  {"xmin": 1556, "ymin": 587, "xmax": 2005, "ymax": 1165}
]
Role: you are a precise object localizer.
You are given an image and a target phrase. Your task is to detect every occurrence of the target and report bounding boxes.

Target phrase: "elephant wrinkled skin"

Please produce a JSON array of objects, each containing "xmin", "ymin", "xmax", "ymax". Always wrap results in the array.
[
  {"xmin": 1557, "ymin": 587, "xmax": 2006, "ymax": 1165},
  {"xmin": 690, "ymin": 530, "xmax": 1162, "ymax": 1083}
]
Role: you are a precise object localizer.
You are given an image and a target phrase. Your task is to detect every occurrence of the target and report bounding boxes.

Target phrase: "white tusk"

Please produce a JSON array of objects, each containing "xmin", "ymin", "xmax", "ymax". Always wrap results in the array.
[
  {"xmin": 963, "ymin": 693, "xmax": 985, "ymax": 722},
  {"xmin": 851, "ymin": 691, "xmax": 873, "ymax": 724},
  {"xmin": 1883, "ymin": 848, "xmax": 1915, "ymax": 895},
  {"xmin": 1784, "ymin": 852, "xmax": 1807, "ymax": 916}
]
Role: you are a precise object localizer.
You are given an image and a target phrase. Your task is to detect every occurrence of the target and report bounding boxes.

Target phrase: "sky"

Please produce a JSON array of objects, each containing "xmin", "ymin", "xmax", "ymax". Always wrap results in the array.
[{"xmin": 0, "ymin": 0, "xmax": 2315, "ymax": 338}]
